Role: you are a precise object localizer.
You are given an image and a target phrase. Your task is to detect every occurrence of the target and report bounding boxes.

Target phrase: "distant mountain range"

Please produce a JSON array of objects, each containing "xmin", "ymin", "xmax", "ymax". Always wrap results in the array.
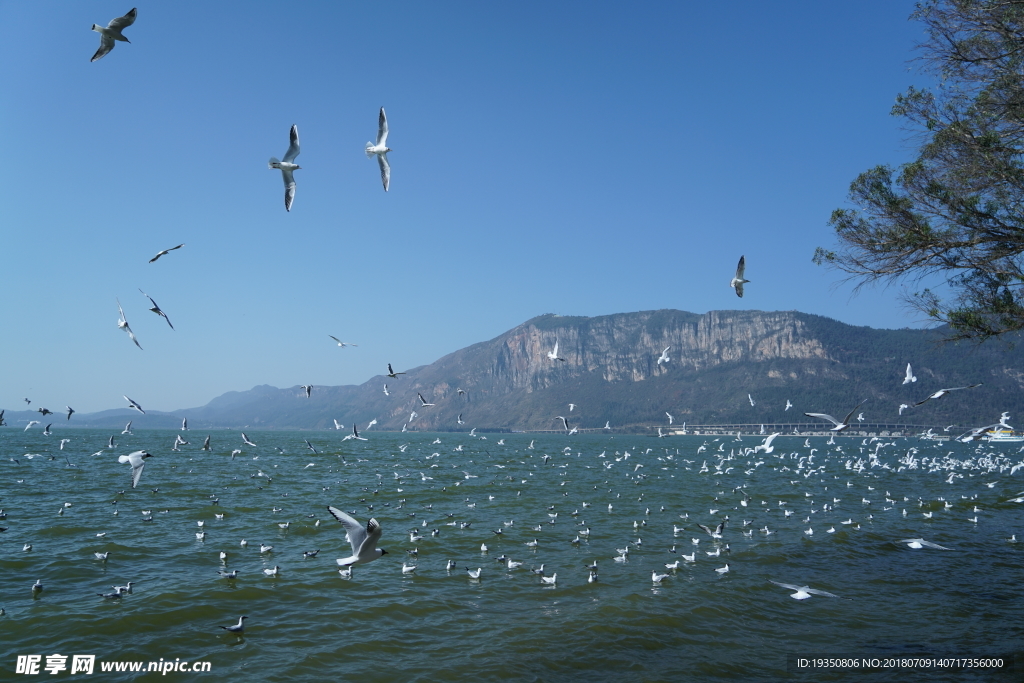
[{"xmin": 9, "ymin": 309, "xmax": 1023, "ymax": 432}]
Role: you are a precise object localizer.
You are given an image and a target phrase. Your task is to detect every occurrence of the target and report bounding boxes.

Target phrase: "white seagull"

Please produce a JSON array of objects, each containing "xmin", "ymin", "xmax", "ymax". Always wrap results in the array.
[
  {"xmin": 417, "ymin": 393, "xmax": 435, "ymax": 407},
  {"xmin": 329, "ymin": 506, "xmax": 387, "ymax": 566},
  {"xmin": 547, "ymin": 341, "xmax": 566, "ymax": 362},
  {"xmin": 915, "ymin": 384, "xmax": 983, "ymax": 406},
  {"xmin": 124, "ymin": 396, "xmax": 146, "ymax": 414},
  {"xmin": 804, "ymin": 399, "xmax": 868, "ymax": 432},
  {"xmin": 117, "ymin": 450, "xmax": 153, "ymax": 488},
  {"xmin": 220, "ymin": 616, "xmax": 247, "ymax": 633},
  {"xmin": 657, "ymin": 347, "xmax": 670, "ymax": 365},
  {"xmin": 90, "ymin": 7, "xmax": 137, "ymax": 62},
  {"xmin": 241, "ymin": 433, "xmax": 257, "ymax": 448},
  {"xmin": 341, "ymin": 424, "xmax": 368, "ymax": 441},
  {"xmin": 116, "ymin": 299, "xmax": 142, "ymax": 350},
  {"xmin": 896, "ymin": 538, "xmax": 953, "ymax": 550},
  {"xmin": 329, "ymin": 336, "xmax": 357, "ymax": 348},
  {"xmin": 770, "ymin": 581, "xmax": 842, "ymax": 600},
  {"xmin": 365, "ymin": 107, "xmax": 392, "ymax": 191},
  {"xmin": 903, "ymin": 363, "xmax": 917, "ymax": 384},
  {"xmin": 730, "ymin": 256, "xmax": 749, "ymax": 297},
  {"xmin": 149, "ymin": 243, "xmax": 184, "ymax": 263},
  {"xmin": 139, "ymin": 289, "xmax": 174, "ymax": 329},
  {"xmin": 268, "ymin": 124, "xmax": 301, "ymax": 211}
]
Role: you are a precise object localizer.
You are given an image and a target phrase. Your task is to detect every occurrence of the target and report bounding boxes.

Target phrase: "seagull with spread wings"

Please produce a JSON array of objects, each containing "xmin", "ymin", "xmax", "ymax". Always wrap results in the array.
[
  {"xmin": 123, "ymin": 396, "xmax": 145, "ymax": 414},
  {"xmin": 657, "ymin": 347, "xmax": 670, "ymax": 365},
  {"xmin": 804, "ymin": 399, "xmax": 867, "ymax": 432},
  {"xmin": 329, "ymin": 506, "xmax": 387, "ymax": 566},
  {"xmin": 90, "ymin": 7, "xmax": 136, "ymax": 62},
  {"xmin": 329, "ymin": 336, "xmax": 357, "ymax": 348},
  {"xmin": 915, "ymin": 384, "xmax": 982, "ymax": 406},
  {"xmin": 116, "ymin": 299, "xmax": 142, "ymax": 350},
  {"xmin": 269, "ymin": 124, "xmax": 301, "ymax": 211},
  {"xmin": 547, "ymin": 341, "xmax": 566, "ymax": 362},
  {"xmin": 386, "ymin": 364, "xmax": 405, "ymax": 378},
  {"xmin": 139, "ymin": 289, "xmax": 174, "ymax": 329},
  {"xmin": 417, "ymin": 393, "xmax": 435, "ymax": 407},
  {"xmin": 149, "ymin": 243, "xmax": 184, "ymax": 263},
  {"xmin": 730, "ymin": 256, "xmax": 749, "ymax": 297},
  {"xmin": 118, "ymin": 450, "xmax": 153, "ymax": 489},
  {"xmin": 365, "ymin": 107, "xmax": 392, "ymax": 191}
]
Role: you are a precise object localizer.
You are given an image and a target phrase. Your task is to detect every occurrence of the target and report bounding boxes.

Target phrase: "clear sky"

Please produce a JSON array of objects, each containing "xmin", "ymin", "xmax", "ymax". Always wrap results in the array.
[{"xmin": 1, "ymin": 1, "xmax": 928, "ymax": 414}]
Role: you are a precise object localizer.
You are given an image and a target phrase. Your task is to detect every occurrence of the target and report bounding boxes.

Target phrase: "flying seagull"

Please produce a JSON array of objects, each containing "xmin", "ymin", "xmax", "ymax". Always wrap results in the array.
[
  {"xmin": 329, "ymin": 336, "xmax": 357, "ymax": 348},
  {"xmin": 122, "ymin": 421, "xmax": 133, "ymax": 435},
  {"xmin": 37, "ymin": 407, "xmax": 53, "ymax": 417},
  {"xmin": 268, "ymin": 124, "xmax": 301, "ymax": 211},
  {"xmin": 241, "ymin": 433, "xmax": 257, "ymax": 447},
  {"xmin": 804, "ymin": 399, "xmax": 868, "ymax": 432},
  {"xmin": 383, "ymin": 384, "xmax": 390, "ymax": 396},
  {"xmin": 329, "ymin": 506, "xmax": 387, "ymax": 566},
  {"xmin": 139, "ymin": 289, "xmax": 174, "ymax": 329},
  {"xmin": 365, "ymin": 107, "xmax": 392, "ymax": 191},
  {"xmin": 123, "ymin": 396, "xmax": 145, "ymax": 414},
  {"xmin": 149, "ymin": 243, "xmax": 184, "ymax": 263},
  {"xmin": 555, "ymin": 416, "xmax": 570, "ymax": 432},
  {"xmin": 90, "ymin": 7, "xmax": 136, "ymax": 62},
  {"xmin": 65, "ymin": 406, "xmax": 75, "ymax": 420},
  {"xmin": 915, "ymin": 384, "xmax": 983, "ymax": 406},
  {"xmin": 903, "ymin": 363, "xmax": 917, "ymax": 384},
  {"xmin": 769, "ymin": 581, "xmax": 842, "ymax": 600},
  {"xmin": 657, "ymin": 347, "xmax": 670, "ymax": 365},
  {"xmin": 730, "ymin": 255, "xmax": 749, "ymax": 297},
  {"xmin": 896, "ymin": 538, "xmax": 952, "ymax": 550},
  {"xmin": 181, "ymin": 417, "xmax": 188, "ymax": 431},
  {"xmin": 342, "ymin": 424, "xmax": 368, "ymax": 442},
  {"xmin": 116, "ymin": 298, "xmax": 142, "ymax": 350},
  {"xmin": 547, "ymin": 341, "xmax": 566, "ymax": 362},
  {"xmin": 118, "ymin": 450, "xmax": 153, "ymax": 488},
  {"xmin": 301, "ymin": 385, "xmax": 312, "ymax": 398},
  {"xmin": 697, "ymin": 520, "xmax": 727, "ymax": 539},
  {"xmin": 417, "ymin": 393, "xmax": 435, "ymax": 407},
  {"xmin": 202, "ymin": 435, "xmax": 211, "ymax": 451},
  {"xmin": 0, "ymin": 410, "xmax": 5, "ymax": 427},
  {"xmin": 386, "ymin": 364, "xmax": 405, "ymax": 378}
]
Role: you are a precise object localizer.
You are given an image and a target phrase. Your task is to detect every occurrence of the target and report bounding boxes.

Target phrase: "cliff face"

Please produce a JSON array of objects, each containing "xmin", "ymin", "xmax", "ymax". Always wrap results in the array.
[{"xmin": 58, "ymin": 309, "xmax": 1024, "ymax": 430}]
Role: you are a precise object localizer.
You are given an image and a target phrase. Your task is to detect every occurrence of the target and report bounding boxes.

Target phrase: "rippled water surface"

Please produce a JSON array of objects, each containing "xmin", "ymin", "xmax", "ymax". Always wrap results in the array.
[{"xmin": 1, "ymin": 429, "xmax": 1022, "ymax": 681}]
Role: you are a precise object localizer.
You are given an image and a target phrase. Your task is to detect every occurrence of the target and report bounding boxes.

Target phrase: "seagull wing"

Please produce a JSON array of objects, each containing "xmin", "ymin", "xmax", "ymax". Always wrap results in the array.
[
  {"xmin": 329, "ymin": 335, "xmax": 342, "ymax": 344},
  {"xmin": 108, "ymin": 8, "xmax": 138, "ymax": 31},
  {"xmin": 283, "ymin": 124, "xmax": 300, "ymax": 163},
  {"xmin": 377, "ymin": 107, "xmax": 389, "ymax": 147},
  {"xmin": 377, "ymin": 153, "xmax": 390, "ymax": 192},
  {"xmin": 91, "ymin": 34, "xmax": 116, "ymax": 62},
  {"xmin": 804, "ymin": 412, "xmax": 841, "ymax": 427},
  {"xmin": 735, "ymin": 255, "xmax": 746, "ymax": 280},
  {"xmin": 770, "ymin": 581, "xmax": 802, "ymax": 591},
  {"xmin": 840, "ymin": 399, "xmax": 869, "ymax": 426},
  {"xmin": 805, "ymin": 587, "xmax": 841, "ymax": 598},
  {"xmin": 696, "ymin": 523, "xmax": 714, "ymax": 536},
  {"xmin": 328, "ymin": 506, "xmax": 368, "ymax": 555},
  {"xmin": 281, "ymin": 169, "xmax": 296, "ymax": 212}
]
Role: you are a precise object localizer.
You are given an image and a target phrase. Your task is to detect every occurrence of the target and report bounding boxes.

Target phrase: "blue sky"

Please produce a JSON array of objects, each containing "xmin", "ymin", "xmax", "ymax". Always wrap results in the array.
[{"xmin": 0, "ymin": 1, "xmax": 928, "ymax": 414}]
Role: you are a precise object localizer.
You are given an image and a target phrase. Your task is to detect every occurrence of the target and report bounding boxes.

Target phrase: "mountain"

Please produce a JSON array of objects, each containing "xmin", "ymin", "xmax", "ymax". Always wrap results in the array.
[{"xmin": 36, "ymin": 309, "xmax": 1024, "ymax": 431}]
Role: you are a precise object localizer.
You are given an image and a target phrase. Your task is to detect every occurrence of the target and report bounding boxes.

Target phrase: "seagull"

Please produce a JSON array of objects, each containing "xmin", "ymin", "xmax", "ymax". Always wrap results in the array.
[
  {"xmin": 117, "ymin": 450, "xmax": 153, "ymax": 488},
  {"xmin": 365, "ymin": 107, "xmax": 392, "ymax": 191},
  {"xmin": 241, "ymin": 433, "xmax": 257, "ymax": 447},
  {"xmin": 903, "ymin": 363, "xmax": 917, "ymax": 384},
  {"xmin": 785, "ymin": 400, "xmax": 793, "ymax": 411},
  {"xmin": 770, "ymin": 581, "xmax": 842, "ymax": 600},
  {"xmin": 657, "ymin": 347, "xmax": 670, "ymax": 365},
  {"xmin": 899, "ymin": 403, "xmax": 910, "ymax": 416},
  {"xmin": 896, "ymin": 538, "xmax": 953, "ymax": 550},
  {"xmin": 220, "ymin": 616, "xmax": 247, "ymax": 633},
  {"xmin": 139, "ymin": 289, "xmax": 174, "ymax": 329},
  {"xmin": 748, "ymin": 394, "xmax": 755, "ymax": 407},
  {"xmin": 90, "ymin": 7, "xmax": 136, "ymax": 62},
  {"xmin": 652, "ymin": 571, "xmax": 670, "ymax": 583},
  {"xmin": 329, "ymin": 336, "xmax": 357, "ymax": 348},
  {"xmin": 301, "ymin": 385, "xmax": 312, "ymax": 398},
  {"xmin": 547, "ymin": 341, "xmax": 566, "ymax": 362},
  {"xmin": 730, "ymin": 256, "xmax": 749, "ymax": 297},
  {"xmin": 263, "ymin": 566, "xmax": 279, "ymax": 576},
  {"xmin": 124, "ymin": 396, "xmax": 146, "ymax": 414},
  {"xmin": 697, "ymin": 520, "xmax": 727, "ymax": 539},
  {"xmin": 715, "ymin": 563, "xmax": 730, "ymax": 574},
  {"xmin": 555, "ymin": 416, "xmax": 570, "ymax": 432},
  {"xmin": 268, "ymin": 124, "xmax": 301, "ymax": 211},
  {"xmin": 804, "ymin": 399, "xmax": 867, "ymax": 432},
  {"xmin": 915, "ymin": 384, "xmax": 983, "ymax": 406},
  {"xmin": 65, "ymin": 406, "xmax": 75, "ymax": 420},
  {"xmin": 149, "ymin": 243, "xmax": 184, "ymax": 263},
  {"xmin": 342, "ymin": 424, "xmax": 368, "ymax": 441},
  {"xmin": 417, "ymin": 393, "xmax": 435, "ymax": 407},
  {"xmin": 466, "ymin": 567, "xmax": 483, "ymax": 579},
  {"xmin": 42, "ymin": 424, "xmax": 52, "ymax": 436},
  {"xmin": 116, "ymin": 299, "xmax": 142, "ymax": 350},
  {"xmin": 329, "ymin": 506, "xmax": 387, "ymax": 566},
  {"xmin": 122, "ymin": 421, "xmax": 133, "ymax": 435},
  {"xmin": 387, "ymin": 364, "xmax": 405, "ymax": 378},
  {"xmin": 540, "ymin": 573, "xmax": 558, "ymax": 585},
  {"xmin": 383, "ymin": 384, "xmax": 390, "ymax": 396},
  {"xmin": 218, "ymin": 570, "xmax": 239, "ymax": 579}
]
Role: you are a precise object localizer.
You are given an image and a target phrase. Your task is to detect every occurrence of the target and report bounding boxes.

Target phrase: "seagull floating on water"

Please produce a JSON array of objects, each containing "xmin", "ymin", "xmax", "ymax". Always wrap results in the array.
[{"xmin": 220, "ymin": 616, "xmax": 247, "ymax": 633}]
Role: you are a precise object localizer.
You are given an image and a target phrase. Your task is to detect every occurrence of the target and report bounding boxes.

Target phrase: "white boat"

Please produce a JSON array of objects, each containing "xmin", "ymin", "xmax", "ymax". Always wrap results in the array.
[{"xmin": 987, "ymin": 430, "xmax": 1024, "ymax": 443}]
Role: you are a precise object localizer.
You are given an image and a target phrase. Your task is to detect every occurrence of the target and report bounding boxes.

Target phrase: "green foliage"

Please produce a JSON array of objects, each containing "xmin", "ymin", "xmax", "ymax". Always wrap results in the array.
[{"xmin": 818, "ymin": 0, "xmax": 1024, "ymax": 342}]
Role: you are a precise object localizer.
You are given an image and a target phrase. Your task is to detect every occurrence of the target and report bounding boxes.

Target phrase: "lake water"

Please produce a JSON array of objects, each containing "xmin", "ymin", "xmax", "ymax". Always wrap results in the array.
[{"xmin": 1, "ymin": 429, "xmax": 1021, "ymax": 681}]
